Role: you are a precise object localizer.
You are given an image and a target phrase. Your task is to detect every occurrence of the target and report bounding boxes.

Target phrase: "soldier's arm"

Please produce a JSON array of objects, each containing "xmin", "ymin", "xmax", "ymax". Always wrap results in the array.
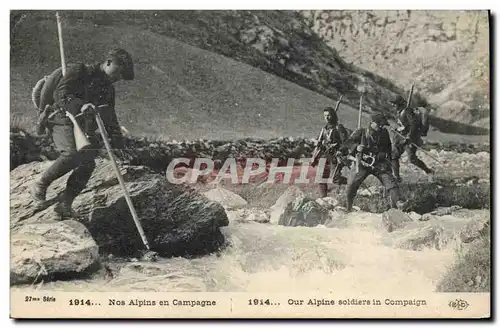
[
  {"xmin": 337, "ymin": 124, "xmax": 349, "ymax": 144},
  {"xmin": 398, "ymin": 110, "xmax": 412, "ymax": 135},
  {"xmin": 100, "ymin": 87, "xmax": 125, "ymax": 150},
  {"xmin": 408, "ymin": 116, "xmax": 420, "ymax": 138},
  {"xmin": 343, "ymin": 128, "xmax": 363, "ymax": 154},
  {"xmin": 53, "ymin": 63, "xmax": 87, "ymax": 116}
]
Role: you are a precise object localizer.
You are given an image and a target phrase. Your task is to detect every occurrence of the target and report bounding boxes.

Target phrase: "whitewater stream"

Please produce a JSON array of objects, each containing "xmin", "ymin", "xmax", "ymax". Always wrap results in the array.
[{"xmin": 11, "ymin": 208, "xmax": 475, "ymax": 294}]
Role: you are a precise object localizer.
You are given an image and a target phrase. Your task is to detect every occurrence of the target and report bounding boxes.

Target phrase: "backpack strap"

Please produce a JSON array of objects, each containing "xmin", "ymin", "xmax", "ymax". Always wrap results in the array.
[{"xmin": 32, "ymin": 76, "xmax": 48, "ymax": 110}]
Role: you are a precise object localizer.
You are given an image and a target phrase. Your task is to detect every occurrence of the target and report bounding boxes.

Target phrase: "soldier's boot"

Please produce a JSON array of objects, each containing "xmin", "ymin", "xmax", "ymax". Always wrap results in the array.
[
  {"xmin": 54, "ymin": 192, "xmax": 82, "ymax": 220},
  {"xmin": 346, "ymin": 185, "xmax": 357, "ymax": 212},
  {"xmin": 29, "ymin": 179, "xmax": 49, "ymax": 203},
  {"xmin": 54, "ymin": 198, "xmax": 73, "ymax": 220},
  {"xmin": 388, "ymin": 187, "xmax": 408, "ymax": 210},
  {"xmin": 319, "ymin": 183, "xmax": 328, "ymax": 198}
]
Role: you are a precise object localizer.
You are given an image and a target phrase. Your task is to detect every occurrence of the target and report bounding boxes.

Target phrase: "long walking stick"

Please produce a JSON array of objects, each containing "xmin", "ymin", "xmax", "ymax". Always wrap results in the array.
[
  {"xmin": 355, "ymin": 95, "xmax": 364, "ymax": 173},
  {"xmin": 389, "ymin": 127, "xmax": 441, "ymax": 163},
  {"xmin": 95, "ymin": 107, "xmax": 153, "ymax": 253}
]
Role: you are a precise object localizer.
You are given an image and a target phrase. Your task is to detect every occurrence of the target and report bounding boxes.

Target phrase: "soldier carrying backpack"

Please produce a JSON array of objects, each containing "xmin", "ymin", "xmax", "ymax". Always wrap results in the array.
[
  {"xmin": 390, "ymin": 94, "xmax": 434, "ymax": 182},
  {"xmin": 29, "ymin": 48, "xmax": 134, "ymax": 219}
]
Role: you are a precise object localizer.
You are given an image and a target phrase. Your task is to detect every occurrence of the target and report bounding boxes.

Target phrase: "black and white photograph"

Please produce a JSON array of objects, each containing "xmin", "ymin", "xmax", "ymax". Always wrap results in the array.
[{"xmin": 8, "ymin": 7, "xmax": 491, "ymax": 319}]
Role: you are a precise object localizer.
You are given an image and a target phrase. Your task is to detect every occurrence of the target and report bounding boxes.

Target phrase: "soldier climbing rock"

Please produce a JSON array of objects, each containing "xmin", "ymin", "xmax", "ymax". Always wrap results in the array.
[{"xmin": 29, "ymin": 48, "xmax": 134, "ymax": 219}]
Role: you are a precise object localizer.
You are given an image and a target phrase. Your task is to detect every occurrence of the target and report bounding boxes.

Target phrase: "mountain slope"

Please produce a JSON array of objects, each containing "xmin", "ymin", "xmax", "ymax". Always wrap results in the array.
[
  {"xmin": 10, "ymin": 15, "xmax": 361, "ymax": 140},
  {"xmin": 11, "ymin": 10, "xmax": 489, "ymax": 140},
  {"xmin": 301, "ymin": 10, "xmax": 490, "ymax": 128}
]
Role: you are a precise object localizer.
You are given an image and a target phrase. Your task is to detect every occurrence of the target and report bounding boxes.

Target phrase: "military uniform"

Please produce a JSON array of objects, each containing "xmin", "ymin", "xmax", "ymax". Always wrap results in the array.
[
  {"xmin": 314, "ymin": 122, "xmax": 349, "ymax": 197},
  {"xmin": 391, "ymin": 107, "xmax": 433, "ymax": 180},
  {"xmin": 29, "ymin": 49, "xmax": 134, "ymax": 218},
  {"xmin": 343, "ymin": 114, "xmax": 401, "ymax": 211}
]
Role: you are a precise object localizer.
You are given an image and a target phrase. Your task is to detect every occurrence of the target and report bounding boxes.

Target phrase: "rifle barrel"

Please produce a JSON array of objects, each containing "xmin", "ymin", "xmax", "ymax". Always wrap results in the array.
[{"xmin": 56, "ymin": 12, "xmax": 66, "ymax": 77}]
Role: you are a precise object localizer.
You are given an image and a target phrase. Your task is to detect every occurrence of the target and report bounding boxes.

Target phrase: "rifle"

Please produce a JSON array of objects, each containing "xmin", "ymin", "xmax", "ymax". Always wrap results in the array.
[
  {"xmin": 334, "ymin": 95, "xmax": 343, "ymax": 112},
  {"xmin": 48, "ymin": 12, "xmax": 92, "ymax": 151},
  {"xmin": 406, "ymin": 84, "xmax": 414, "ymax": 110},
  {"xmin": 312, "ymin": 140, "xmax": 338, "ymax": 167}
]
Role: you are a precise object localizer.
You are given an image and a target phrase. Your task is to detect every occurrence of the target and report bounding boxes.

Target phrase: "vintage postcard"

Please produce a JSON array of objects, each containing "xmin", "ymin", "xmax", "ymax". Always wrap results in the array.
[{"xmin": 9, "ymin": 8, "xmax": 491, "ymax": 319}]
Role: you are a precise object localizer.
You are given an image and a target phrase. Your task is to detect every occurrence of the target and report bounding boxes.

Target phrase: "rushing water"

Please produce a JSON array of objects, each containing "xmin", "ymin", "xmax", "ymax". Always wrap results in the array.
[{"xmin": 11, "ymin": 209, "xmax": 478, "ymax": 294}]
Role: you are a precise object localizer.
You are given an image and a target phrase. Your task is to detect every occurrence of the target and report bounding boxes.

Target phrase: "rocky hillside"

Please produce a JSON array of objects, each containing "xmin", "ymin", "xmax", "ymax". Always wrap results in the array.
[
  {"xmin": 301, "ymin": 10, "xmax": 490, "ymax": 128},
  {"xmin": 10, "ymin": 10, "xmax": 488, "ymax": 141}
]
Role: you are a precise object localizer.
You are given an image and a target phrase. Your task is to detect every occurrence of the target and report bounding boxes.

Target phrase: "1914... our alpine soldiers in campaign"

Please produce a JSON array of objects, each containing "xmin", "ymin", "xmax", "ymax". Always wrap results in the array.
[{"xmin": 29, "ymin": 48, "xmax": 135, "ymax": 219}]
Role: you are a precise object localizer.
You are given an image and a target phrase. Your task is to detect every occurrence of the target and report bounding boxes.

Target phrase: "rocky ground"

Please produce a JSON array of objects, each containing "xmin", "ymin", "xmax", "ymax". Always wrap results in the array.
[
  {"xmin": 10, "ymin": 159, "xmax": 229, "ymax": 285},
  {"xmin": 10, "ymin": 129, "xmax": 490, "ymax": 291},
  {"xmin": 10, "ymin": 129, "xmax": 490, "ymax": 172}
]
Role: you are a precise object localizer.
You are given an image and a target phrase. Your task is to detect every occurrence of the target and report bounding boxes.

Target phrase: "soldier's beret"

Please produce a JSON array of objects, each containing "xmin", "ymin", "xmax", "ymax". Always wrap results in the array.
[
  {"xmin": 107, "ymin": 48, "xmax": 134, "ymax": 80},
  {"xmin": 371, "ymin": 113, "xmax": 389, "ymax": 126}
]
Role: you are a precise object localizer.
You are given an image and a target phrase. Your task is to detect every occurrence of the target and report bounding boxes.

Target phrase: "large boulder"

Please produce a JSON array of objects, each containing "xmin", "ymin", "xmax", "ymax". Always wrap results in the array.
[
  {"xmin": 381, "ymin": 209, "xmax": 414, "ymax": 232},
  {"xmin": 269, "ymin": 186, "xmax": 305, "ymax": 224},
  {"xmin": 278, "ymin": 196, "xmax": 330, "ymax": 227},
  {"xmin": 389, "ymin": 222, "xmax": 445, "ymax": 251},
  {"xmin": 11, "ymin": 220, "xmax": 99, "ymax": 285},
  {"xmin": 315, "ymin": 197, "xmax": 339, "ymax": 210},
  {"xmin": 459, "ymin": 217, "xmax": 490, "ymax": 243},
  {"xmin": 10, "ymin": 160, "xmax": 229, "ymax": 258},
  {"xmin": 202, "ymin": 185, "xmax": 248, "ymax": 210}
]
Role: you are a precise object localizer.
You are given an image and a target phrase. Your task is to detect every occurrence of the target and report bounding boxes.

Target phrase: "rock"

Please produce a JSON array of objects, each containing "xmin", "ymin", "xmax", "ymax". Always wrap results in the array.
[
  {"xmin": 272, "ymin": 186, "xmax": 305, "ymax": 209},
  {"xmin": 278, "ymin": 196, "xmax": 330, "ymax": 227},
  {"xmin": 460, "ymin": 217, "xmax": 490, "ymax": 243},
  {"xmin": 477, "ymin": 151, "xmax": 489, "ymax": 159},
  {"xmin": 430, "ymin": 205, "xmax": 463, "ymax": 216},
  {"xmin": 408, "ymin": 211, "xmax": 422, "ymax": 221},
  {"xmin": 109, "ymin": 261, "xmax": 207, "ymax": 292},
  {"xmin": 358, "ymin": 186, "xmax": 381, "ymax": 196},
  {"xmin": 10, "ymin": 160, "xmax": 229, "ymax": 258},
  {"xmin": 10, "ymin": 220, "xmax": 99, "ymax": 285},
  {"xmin": 390, "ymin": 222, "xmax": 445, "ymax": 251},
  {"xmin": 269, "ymin": 186, "xmax": 305, "ymax": 224},
  {"xmin": 202, "ymin": 186, "xmax": 248, "ymax": 210},
  {"xmin": 329, "ymin": 211, "xmax": 384, "ymax": 231},
  {"xmin": 226, "ymin": 208, "xmax": 269, "ymax": 224},
  {"xmin": 381, "ymin": 209, "xmax": 413, "ymax": 232},
  {"xmin": 247, "ymin": 212, "xmax": 270, "ymax": 223},
  {"xmin": 315, "ymin": 196, "xmax": 339, "ymax": 210}
]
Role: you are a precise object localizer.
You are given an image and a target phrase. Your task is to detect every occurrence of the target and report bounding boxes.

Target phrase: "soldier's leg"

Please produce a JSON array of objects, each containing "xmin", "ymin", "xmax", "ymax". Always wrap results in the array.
[
  {"xmin": 346, "ymin": 166, "xmax": 370, "ymax": 211},
  {"xmin": 55, "ymin": 147, "xmax": 98, "ymax": 217},
  {"xmin": 407, "ymin": 144, "xmax": 433, "ymax": 174},
  {"xmin": 331, "ymin": 160, "xmax": 347, "ymax": 185},
  {"xmin": 391, "ymin": 143, "xmax": 403, "ymax": 182},
  {"xmin": 374, "ymin": 169, "xmax": 401, "ymax": 209},
  {"xmin": 29, "ymin": 125, "xmax": 82, "ymax": 202},
  {"xmin": 318, "ymin": 159, "xmax": 330, "ymax": 198}
]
